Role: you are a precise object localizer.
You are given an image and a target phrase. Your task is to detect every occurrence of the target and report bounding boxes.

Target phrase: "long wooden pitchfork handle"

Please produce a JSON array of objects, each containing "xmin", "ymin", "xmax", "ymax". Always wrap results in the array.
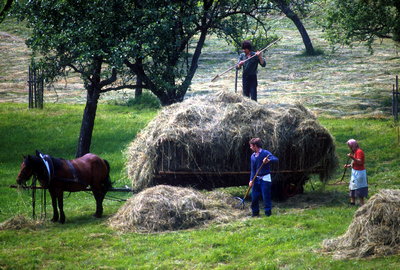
[
  {"xmin": 211, "ymin": 37, "xmax": 283, "ymax": 82},
  {"xmin": 235, "ymin": 156, "xmax": 269, "ymax": 208},
  {"xmin": 329, "ymin": 156, "xmax": 350, "ymax": 185}
]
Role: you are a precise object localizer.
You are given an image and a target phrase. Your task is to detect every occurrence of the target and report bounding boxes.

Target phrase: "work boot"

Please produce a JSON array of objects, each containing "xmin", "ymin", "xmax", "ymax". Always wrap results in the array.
[
  {"xmin": 251, "ymin": 212, "xmax": 259, "ymax": 217},
  {"xmin": 265, "ymin": 210, "xmax": 271, "ymax": 217}
]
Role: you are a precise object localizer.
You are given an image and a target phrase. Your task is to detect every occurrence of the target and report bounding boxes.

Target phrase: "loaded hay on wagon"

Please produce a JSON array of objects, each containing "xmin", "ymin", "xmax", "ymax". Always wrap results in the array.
[{"xmin": 126, "ymin": 90, "xmax": 338, "ymax": 199}]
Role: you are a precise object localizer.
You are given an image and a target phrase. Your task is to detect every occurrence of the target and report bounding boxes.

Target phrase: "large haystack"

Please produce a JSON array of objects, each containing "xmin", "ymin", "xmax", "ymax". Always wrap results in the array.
[
  {"xmin": 108, "ymin": 185, "xmax": 248, "ymax": 233},
  {"xmin": 127, "ymin": 90, "xmax": 338, "ymax": 194},
  {"xmin": 322, "ymin": 189, "xmax": 400, "ymax": 259}
]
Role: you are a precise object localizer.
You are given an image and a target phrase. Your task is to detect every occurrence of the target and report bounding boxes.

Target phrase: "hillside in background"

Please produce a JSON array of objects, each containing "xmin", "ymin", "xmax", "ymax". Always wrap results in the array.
[{"xmin": 1, "ymin": 16, "xmax": 399, "ymax": 118}]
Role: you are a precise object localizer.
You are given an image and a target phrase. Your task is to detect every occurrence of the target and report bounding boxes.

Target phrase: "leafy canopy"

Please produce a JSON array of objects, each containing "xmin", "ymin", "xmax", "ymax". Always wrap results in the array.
[{"xmin": 323, "ymin": 0, "xmax": 400, "ymax": 52}]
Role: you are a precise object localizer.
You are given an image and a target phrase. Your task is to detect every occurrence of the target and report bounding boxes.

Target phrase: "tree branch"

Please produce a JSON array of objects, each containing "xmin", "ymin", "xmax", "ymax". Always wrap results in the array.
[{"xmin": 99, "ymin": 84, "xmax": 148, "ymax": 93}]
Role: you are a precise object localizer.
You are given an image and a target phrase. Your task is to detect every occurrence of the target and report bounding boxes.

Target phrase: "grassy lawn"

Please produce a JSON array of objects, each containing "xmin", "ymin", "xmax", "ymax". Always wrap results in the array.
[
  {"xmin": 1, "ymin": 103, "xmax": 400, "ymax": 269},
  {"xmin": 2, "ymin": 7, "xmax": 400, "ymax": 270}
]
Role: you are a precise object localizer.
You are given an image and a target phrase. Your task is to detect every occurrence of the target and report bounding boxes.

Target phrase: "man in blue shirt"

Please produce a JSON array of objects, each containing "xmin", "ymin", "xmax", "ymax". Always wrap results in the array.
[
  {"xmin": 237, "ymin": 40, "xmax": 266, "ymax": 102},
  {"xmin": 249, "ymin": 138, "xmax": 278, "ymax": 217}
]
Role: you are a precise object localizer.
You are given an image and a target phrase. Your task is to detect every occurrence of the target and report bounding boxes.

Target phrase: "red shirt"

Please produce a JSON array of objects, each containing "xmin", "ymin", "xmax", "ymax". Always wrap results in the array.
[{"xmin": 353, "ymin": 148, "xmax": 365, "ymax": 170}]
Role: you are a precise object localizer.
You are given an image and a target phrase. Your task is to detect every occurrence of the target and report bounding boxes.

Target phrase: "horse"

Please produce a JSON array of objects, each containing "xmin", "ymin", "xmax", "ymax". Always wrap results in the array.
[{"xmin": 16, "ymin": 150, "xmax": 112, "ymax": 224}]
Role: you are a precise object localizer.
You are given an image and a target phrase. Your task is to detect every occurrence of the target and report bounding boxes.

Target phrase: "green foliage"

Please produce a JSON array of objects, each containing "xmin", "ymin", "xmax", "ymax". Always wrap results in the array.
[
  {"xmin": 322, "ymin": 0, "xmax": 400, "ymax": 52},
  {"xmin": 13, "ymin": 0, "xmax": 130, "ymax": 85},
  {"xmin": 0, "ymin": 0, "xmax": 12, "ymax": 23},
  {"xmin": 11, "ymin": 0, "xmax": 277, "ymax": 106},
  {"xmin": 113, "ymin": 91, "xmax": 161, "ymax": 110}
]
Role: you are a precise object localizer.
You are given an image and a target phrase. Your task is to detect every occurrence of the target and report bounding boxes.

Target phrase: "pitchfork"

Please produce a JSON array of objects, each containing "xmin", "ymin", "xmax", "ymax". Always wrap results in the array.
[
  {"xmin": 328, "ymin": 156, "xmax": 350, "ymax": 185},
  {"xmin": 211, "ymin": 37, "xmax": 283, "ymax": 82},
  {"xmin": 235, "ymin": 160, "xmax": 267, "ymax": 209}
]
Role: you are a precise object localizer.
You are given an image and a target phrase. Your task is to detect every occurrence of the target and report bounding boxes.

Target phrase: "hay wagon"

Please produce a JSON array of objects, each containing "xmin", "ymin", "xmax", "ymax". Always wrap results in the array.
[
  {"xmin": 127, "ymin": 91, "xmax": 338, "ymax": 200},
  {"xmin": 153, "ymin": 135, "xmax": 331, "ymax": 200}
]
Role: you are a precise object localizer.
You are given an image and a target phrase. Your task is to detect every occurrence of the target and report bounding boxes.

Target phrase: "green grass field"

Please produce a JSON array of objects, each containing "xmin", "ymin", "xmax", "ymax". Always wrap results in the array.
[
  {"xmin": 2, "ymin": 9, "xmax": 400, "ymax": 270},
  {"xmin": 1, "ymin": 104, "xmax": 400, "ymax": 269}
]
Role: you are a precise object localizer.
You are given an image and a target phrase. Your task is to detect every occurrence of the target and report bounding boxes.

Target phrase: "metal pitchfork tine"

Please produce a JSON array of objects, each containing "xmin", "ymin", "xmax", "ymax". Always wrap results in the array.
[{"xmin": 235, "ymin": 161, "xmax": 266, "ymax": 209}]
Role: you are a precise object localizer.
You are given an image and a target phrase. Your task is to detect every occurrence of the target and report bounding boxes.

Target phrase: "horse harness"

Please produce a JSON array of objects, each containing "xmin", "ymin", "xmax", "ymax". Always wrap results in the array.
[{"xmin": 39, "ymin": 153, "xmax": 87, "ymax": 187}]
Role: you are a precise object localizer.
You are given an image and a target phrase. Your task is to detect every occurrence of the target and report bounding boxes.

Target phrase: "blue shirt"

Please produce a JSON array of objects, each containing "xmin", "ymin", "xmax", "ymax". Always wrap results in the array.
[{"xmin": 250, "ymin": 149, "xmax": 278, "ymax": 181}]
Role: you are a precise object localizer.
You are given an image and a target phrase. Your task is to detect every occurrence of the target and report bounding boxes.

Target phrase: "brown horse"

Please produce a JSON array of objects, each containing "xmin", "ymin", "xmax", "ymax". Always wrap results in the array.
[{"xmin": 16, "ymin": 150, "xmax": 112, "ymax": 224}]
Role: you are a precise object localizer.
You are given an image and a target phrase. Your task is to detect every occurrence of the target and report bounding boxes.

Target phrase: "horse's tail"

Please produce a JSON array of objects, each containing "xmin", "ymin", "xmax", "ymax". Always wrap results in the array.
[{"xmin": 102, "ymin": 159, "xmax": 113, "ymax": 191}]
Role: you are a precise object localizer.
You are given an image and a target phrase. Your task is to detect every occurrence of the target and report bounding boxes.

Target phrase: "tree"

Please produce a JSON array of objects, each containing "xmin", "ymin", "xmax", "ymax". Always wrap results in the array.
[
  {"xmin": 121, "ymin": 0, "xmax": 277, "ymax": 105},
  {"xmin": 13, "ymin": 0, "xmax": 277, "ymax": 157},
  {"xmin": 269, "ymin": 0, "xmax": 316, "ymax": 55},
  {"xmin": 13, "ymin": 0, "xmax": 141, "ymax": 157},
  {"xmin": 0, "ymin": 0, "xmax": 13, "ymax": 23},
  {"xmin": 323, "ymin": 0, "xmax": 400, "ymax": 52}
]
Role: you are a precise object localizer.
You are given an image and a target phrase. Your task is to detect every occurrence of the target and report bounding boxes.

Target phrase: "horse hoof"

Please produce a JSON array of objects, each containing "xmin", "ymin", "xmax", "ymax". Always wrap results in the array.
[
  {"xmin": 50, "ymin": 218, "xmax": 58, "ymax": 223},
  {"xmin": 92, "ymin": 213, "xmax": 102, "ymax": 218}
]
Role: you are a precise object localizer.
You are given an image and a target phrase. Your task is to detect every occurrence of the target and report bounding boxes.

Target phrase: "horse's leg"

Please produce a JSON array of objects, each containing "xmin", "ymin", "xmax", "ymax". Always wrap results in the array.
[
  {"xmin": 92, "ymin": 188, "xmax": 106, "ymax": 218},
  {"xmin": 49, "ymin": 189, "xmax": 59, "ymax": 222},
  {"xmin": 56, "ymin": 189, "xmax": 66, "ymax": 224}
]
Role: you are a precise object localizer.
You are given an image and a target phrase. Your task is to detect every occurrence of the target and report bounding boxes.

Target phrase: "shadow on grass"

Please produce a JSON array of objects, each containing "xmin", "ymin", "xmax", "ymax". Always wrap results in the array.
[{"xmin": 273, "ymin": 189, "xmax": 349, "ymax": 212}]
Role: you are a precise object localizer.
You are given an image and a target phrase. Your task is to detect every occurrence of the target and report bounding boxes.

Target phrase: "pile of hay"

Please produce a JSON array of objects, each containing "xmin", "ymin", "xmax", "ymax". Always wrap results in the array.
[
  {"xmin": 108, "ymin": 185, "xmax": 248, "ymax": 233},
  {"xmin": 322, "ymin": 189, "xmax": 400, "ymax": 259},
  {"xmin": 0, "ymin": 215, "xmax": 41, "ymax": 230},
  {"xmin": 127, "ymin": 90, "xmax": 338, "ymax": 191}
]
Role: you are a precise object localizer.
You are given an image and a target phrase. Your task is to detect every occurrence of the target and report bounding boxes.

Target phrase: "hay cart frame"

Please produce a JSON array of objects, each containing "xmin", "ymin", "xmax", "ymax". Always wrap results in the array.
[{"xmin": 153, "ymin": 137, "xmax": 329, "ymax": 200}]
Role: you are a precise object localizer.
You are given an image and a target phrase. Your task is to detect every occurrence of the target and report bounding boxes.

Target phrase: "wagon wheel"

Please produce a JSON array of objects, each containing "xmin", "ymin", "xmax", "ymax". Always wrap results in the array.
[{"xmin": 283, "ymin": 183, "xmax": 297, "ymax": 198}]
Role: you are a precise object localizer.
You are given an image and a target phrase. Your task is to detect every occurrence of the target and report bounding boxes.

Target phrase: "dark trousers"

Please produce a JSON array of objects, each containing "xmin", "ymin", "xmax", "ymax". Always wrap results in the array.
[
  {"xmin": 242, "ymin": 75, "xmax": 257, "ymax": 101},
  {"xmin": 251, "ymin": 178, "xmax": 272, "ymax": 216}
]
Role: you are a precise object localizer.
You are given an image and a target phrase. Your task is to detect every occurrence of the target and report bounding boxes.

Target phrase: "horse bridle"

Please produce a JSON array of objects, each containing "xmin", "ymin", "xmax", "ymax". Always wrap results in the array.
[{"xmin": 17, "ymin": 163, "xmax": 34, "ymax": 184}]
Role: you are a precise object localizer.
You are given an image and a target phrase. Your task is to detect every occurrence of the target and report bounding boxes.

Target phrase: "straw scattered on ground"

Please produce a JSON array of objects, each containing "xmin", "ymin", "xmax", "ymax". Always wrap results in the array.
[
  {"xmin": 0, "ymin": 215, "xmax": 43, "ymax": 231},
  {"xmin": 107, "ymin": 185, "xmax": 249, "ymax": 233},
  {"xmin": 321, "ymin": 189, "xmax": 400, "ymax": 259}
]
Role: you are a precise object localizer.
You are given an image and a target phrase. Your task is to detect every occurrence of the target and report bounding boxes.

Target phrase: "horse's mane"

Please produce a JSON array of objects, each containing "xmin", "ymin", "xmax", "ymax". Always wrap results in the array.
[
  {"xmin": 50, "ymin": 157, "xmax": 64, "ymax": 171},
  {"xmin": 25, "ymin": 154, "xmax": 64, "ymax": 176},
  {"xmin": 24, "ymin": 155, "xmax": 42, "ymax": 168}
]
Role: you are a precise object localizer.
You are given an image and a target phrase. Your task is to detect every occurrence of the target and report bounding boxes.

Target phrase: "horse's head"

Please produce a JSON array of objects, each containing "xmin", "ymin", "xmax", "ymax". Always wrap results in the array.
[{"xmin": 16, "ymin": 155, "xmax": 34, "ymax": 186}]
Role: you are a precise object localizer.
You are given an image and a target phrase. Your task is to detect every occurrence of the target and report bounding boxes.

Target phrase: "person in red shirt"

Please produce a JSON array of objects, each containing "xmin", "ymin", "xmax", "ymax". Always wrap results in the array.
[{"xmin": 344, "ymin": 139, "xmax": 368, "ymax": 206}]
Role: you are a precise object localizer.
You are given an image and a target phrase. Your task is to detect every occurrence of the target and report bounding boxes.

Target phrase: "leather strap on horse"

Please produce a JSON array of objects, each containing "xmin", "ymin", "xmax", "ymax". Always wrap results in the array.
[
  {"xmin": 44, "ymin": 155, "xmax": 54, "ymax": 187},
  {"xmin": 38, "ymin": 153, "xmax": 54, "ymax": 188},
  {"xmin": 66, "ymin": 160, "xmax": 85, "ymax": 185}
]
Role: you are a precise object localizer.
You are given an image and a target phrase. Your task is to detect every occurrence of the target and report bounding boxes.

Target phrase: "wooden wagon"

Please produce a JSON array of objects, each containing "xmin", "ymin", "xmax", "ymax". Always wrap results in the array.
[{"xmin": 152, "ymin": 136, "xmax": 333, "ymax": 200}]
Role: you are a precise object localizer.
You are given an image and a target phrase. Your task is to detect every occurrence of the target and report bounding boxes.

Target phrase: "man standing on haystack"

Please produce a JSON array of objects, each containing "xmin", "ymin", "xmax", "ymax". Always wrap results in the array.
[
  {"xmin": 237, "ymin": 40, "xmax": 266, "ymax": 102},
  {"xmin": 249, "ymin": 138, "xmax": 278, "ymax": 217}
]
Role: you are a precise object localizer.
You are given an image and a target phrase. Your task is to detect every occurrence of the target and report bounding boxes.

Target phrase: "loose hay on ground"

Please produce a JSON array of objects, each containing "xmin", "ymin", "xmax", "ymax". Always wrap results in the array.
[
  {"xmin": 0, "ymin": 215, "xmax": 42, "ymax": 230},
  {"xmin": 321, "ymin": 189, "xmax": 400, "ymax": 259},
  {"xmin": 107, "ymin": 185, "xmax": 249, "ymax": 233},
  {"xmin": 126, "ymin": 90, "xmax": 338, "ymax": 191}
]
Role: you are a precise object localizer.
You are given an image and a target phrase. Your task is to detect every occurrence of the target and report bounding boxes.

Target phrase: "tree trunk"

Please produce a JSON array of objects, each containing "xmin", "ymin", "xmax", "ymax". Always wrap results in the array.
[
  {"xmin": 124, "ymin": 30, "xmax": 208, "ymax": 106},
  {"xmin": 135, "ymin": 57, "xmax": 143, "ymax": 98},
  {"xmin": 75, "ymin": 86, "xmax": 100, "ymax": 158},
  {"xmin": 282, "ymin": 7, "xmax": 315, "ymax": 55},
  {"xmin": 135, "ymin": 76, "xmax": 142, "ymax": 98}
]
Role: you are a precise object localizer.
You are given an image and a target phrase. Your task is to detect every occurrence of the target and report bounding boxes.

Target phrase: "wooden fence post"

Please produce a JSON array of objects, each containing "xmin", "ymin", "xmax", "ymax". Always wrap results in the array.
[{"xmin": 28, "ymin": 65, "xmax": 44, "ymax": 109}]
